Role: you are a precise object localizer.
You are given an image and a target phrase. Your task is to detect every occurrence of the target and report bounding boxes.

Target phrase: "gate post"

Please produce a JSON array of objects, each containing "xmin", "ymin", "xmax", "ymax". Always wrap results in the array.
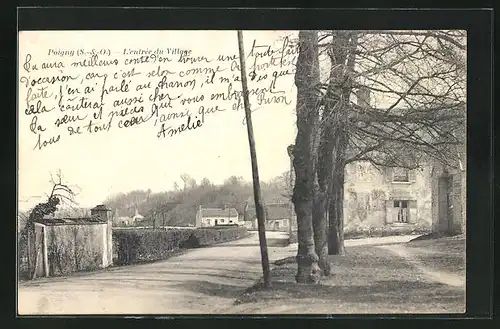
[{"xmin": 91, "ymin": 205, "xmax": 113, "ymax": 267}]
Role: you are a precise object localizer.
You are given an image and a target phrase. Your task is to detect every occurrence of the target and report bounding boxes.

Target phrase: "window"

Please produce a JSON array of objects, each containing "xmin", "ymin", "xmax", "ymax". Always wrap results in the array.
[
  {"xmin": 220, "ymin": 218, "xmax": 225, "ymax": 224},
  {"xmin": 393, "ymin": 200, "xmax": 409, "ymax": 223},
  {"xmin": 393, "ymin": 168, "xmax": 409, "ymax": 182},
  {"xmin": 393, "ymin": 200, "xmax": 408, "ymax": 208},
  {"xmin": 206, "ymin": 219, "xmax": 211, "ymax": 225}
]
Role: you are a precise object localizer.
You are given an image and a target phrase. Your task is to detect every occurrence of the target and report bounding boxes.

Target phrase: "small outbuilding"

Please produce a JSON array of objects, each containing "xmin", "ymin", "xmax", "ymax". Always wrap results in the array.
[{"xmin": 30, "ymin": 205, "xmax": 113, "ymax": 278}]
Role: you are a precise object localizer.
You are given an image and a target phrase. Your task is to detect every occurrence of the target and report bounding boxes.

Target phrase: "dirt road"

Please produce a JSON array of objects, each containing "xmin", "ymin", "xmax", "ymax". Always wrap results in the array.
[{"xmin": 18, "ymin": 231, "xmax": 289, "ymax": 315}]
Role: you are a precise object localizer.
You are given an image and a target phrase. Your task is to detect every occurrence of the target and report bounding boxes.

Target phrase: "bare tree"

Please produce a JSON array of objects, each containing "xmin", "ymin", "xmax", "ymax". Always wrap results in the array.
[
  {"xmin": 180, "ymin": 173, "xmax": 197, "ymax": 191},
  {"xmin": 28, "ymin": 170, "xmax": 78, "ymax": 222},
  {"xmin": 200, "ymin": 177, "xmax": 212, "ymax": 187}
]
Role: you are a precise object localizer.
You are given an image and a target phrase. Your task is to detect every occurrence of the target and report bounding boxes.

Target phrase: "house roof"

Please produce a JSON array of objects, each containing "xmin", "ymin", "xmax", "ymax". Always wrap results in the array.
[
  {"xmin": 91, "ymin": 205, "xmax": 112, "ymax": 212},
  {"xmin": 200, "ymin": 208, "xmax": 238, "ymax": 217},
  {"xmin": 34, "ymin": 216, "xmax": 106, "ymax": 226},
  {"xmin": 245, "ymin": 203, "xmax": 294, "ymax": 221}
]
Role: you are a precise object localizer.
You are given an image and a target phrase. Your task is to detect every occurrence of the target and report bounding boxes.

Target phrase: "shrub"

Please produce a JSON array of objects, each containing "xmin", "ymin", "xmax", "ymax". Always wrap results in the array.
[
  {"xmin": 343, "ymin": 222, "xmax": 431, "ymax": 240},
  {"xmin": 113, "ymin": 226, "xmax": 247, "ymax": 265},
  {"xmin": 18, "ymin": 230, "xmax": 30, "ymax": 280}
]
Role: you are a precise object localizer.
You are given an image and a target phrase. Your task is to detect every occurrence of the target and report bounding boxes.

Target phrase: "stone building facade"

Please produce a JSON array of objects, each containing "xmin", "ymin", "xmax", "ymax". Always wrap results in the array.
[{"xmin": 343, "ymin": 161, "xmax": 433, "ymax": 231}]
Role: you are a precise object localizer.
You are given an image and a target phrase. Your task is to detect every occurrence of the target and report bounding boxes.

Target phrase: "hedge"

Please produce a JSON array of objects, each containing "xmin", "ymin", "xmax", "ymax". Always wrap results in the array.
[{"xmin": 113, "ymin": 226, "xmax": 248, "ymax": 265}]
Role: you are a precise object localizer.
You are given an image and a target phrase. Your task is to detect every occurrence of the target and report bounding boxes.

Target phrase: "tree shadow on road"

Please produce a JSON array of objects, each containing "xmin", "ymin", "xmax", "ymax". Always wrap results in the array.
[
  {"xmin": 178, "ymin": 280, "xmax": 248, "ymax": 299},
  {"xmin": 180, "ymin": 258, "xmax": 262, "ymax": 266},
  {"xmin": 210, "ymin": 238, "xmax": 289, "ymax": 248},
  {"xmin": 210, "ymin": 243, "xmax": 260, "ymax": 248},
  {"xmin": 152, "ymin": 270, "xmax": 257, "ymax": 281}
]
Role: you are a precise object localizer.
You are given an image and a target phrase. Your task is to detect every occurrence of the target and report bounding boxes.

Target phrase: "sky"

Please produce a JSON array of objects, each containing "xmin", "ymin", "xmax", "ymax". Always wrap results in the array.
[{"xmin": 18, "ymin": 30, "xmax": 299, "ymax": 210}]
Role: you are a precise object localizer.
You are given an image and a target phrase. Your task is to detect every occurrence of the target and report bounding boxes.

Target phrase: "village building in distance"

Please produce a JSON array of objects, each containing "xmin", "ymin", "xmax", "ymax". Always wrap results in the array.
[
  {"xmin": 195, "ymin": 206, "xmax": 240, "ymax": 227},
  {"xmin": 243, "ymin": 202, "xmax": 296, "ymax": 232},
  {"xmin": 113, "ymin": 208, "xmax": 145, "ymax": 226}
]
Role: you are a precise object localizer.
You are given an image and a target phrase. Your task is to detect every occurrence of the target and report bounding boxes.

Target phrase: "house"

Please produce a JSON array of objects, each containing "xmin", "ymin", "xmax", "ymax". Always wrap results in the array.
[
  {"xmin": 132, "ymin": 208, "xmax": 144, "ymax": 222},
  {"xmin": 115, "ymin": 216, "xmax": 132, "ymax": 226},
  {"xmin": 343, "ymin": 162, "xmax": 433, "ymax": 231},
  {"xmin": 285, "ymin": 159, "xmax": 433, "ymax": 232},
  {"xmin": 113, "ymin": 209, "xmax": 132, "ymax": 226},
  {"xmin": 195, "ymin": 206, "xmax": 239, "ymax": 227},
  {"xmin": 243, "ymin": 202, "xmax": 295, "ymax": 232},
  {"xmin": 112, "ymin": 208, "xmax": 145, "ymax": 226}
]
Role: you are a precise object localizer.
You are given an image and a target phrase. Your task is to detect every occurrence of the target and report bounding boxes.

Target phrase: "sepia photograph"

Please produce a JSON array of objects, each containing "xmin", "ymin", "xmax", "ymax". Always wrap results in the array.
[{"xmin": 17, "ymin": 27, "xmax": 467, "ymax": 315}]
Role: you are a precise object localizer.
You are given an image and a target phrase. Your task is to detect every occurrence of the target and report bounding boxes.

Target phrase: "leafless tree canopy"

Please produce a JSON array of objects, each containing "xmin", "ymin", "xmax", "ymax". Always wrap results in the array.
[
  {"xmin": 28, "ymin": 170, "xmax": 79, "ymax": 222},
  {"xmin": 315, "ymin": 30, "xmax": 466, "ymax": 170}
]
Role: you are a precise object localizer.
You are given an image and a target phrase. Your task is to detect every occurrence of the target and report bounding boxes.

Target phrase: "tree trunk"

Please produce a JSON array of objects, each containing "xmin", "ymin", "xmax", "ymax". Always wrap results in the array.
[
  {"xmin": 323, "ymin": 31, "xmax": 357, "ymax": 256},
  {"xmin": 312, "ymin": 184, "xmax": 330, "ymax": 275},
  {"xmin": 311, "ymin": 31, "xmax": 351, "ymax": 273},
  {"xmin": 328, "ymin": 132, "xmax": 348, "ymax": 255},
  {"xmin": 313, "ymin": 119, "xmax": 336, "ymax": 275},
  {"xmin": 294, "ymin": 198, "xmax": 320, "ymax": 283},
  {"xmin": 328, "ymin": 176, "xmax": 345, "ymax": 255},
  {"xmin": 292, "ymin": 30, "xmax": 321, "ymax": 284}
]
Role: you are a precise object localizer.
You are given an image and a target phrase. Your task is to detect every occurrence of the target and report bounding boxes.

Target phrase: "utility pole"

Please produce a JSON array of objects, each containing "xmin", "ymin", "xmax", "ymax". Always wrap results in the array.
[{"xmin": 237, "ymin": 30, "xmax": 271, "ymax": 288}]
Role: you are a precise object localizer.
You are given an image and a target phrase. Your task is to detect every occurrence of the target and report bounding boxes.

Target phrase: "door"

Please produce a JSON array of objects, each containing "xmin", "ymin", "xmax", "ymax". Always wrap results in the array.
[
  {"xmin": 438, "ymin": 176, "xmax": 453, "ymax": 233},
  {"xmin": 214, "ymin": 219, "xmax": 218, "ymax": 226},
  {"xmin": 399, "ymin": 201, "xmax": 408, "ymax": 223},
  {"xmin": 273, "ymin": 221, "xmax": 280, "ymax": 231}
]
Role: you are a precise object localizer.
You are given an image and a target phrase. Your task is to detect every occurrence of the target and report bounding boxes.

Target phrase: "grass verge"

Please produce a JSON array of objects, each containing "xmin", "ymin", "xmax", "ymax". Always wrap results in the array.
[
  {"xmin": 405, "ymin": 234, "xmax": 466, "ymax": 275},
  {"xmin": 234, "ymin": 240, "xmax": 465, "ymax": 314}
]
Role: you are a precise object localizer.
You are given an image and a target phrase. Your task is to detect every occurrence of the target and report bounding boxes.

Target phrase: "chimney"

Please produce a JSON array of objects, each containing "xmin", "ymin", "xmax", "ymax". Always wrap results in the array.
[{"xmin": 356, "ymin": 87, "xmax": 371, "ymax": 108}]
